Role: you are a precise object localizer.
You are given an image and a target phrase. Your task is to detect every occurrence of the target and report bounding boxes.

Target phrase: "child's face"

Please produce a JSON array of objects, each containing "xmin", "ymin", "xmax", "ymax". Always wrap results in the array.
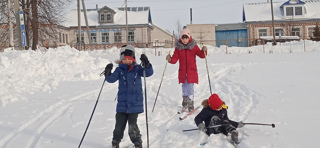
[
  {"xmin": 214, "ymin": 105, "xmax": 223, "ymax": 111},
  {"xmin": 122, "ymin": 58, "xmax": 133, "ymax": 65},
  {"xmin": 181, "ymin": 37, "xmax": 190, "ymax": 45}
]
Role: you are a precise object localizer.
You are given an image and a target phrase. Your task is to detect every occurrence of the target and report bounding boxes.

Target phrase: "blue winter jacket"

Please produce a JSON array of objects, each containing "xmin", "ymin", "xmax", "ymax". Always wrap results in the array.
[{"xmin": 106, "ymin": 62, "xmax": 153, "ymax": 113}]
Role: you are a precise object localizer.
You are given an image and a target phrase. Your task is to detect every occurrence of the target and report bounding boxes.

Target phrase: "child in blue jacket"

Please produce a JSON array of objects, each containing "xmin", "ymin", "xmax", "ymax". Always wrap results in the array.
[{"xmin": 104, "ymin": 45, "xmax": 153, "ymax": 148}]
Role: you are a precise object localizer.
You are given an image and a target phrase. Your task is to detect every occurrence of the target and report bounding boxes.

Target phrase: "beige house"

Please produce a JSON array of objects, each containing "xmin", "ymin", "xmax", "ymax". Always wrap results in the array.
[
  {"xmin": 151, "ymin": 24, "xmax": 175, "ymax": 48},
  {"xmin": 186, "ymin": 24, "xmax": 216, "ymax": 47},
  {"xmin": 64, "ymin": 6, "xmax": 174, "ymax": 49}
]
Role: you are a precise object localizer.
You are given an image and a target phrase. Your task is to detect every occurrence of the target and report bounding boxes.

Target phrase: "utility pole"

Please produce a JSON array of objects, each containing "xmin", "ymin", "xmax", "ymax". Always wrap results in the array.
[
  {"xmin": 125, "ymin": 0, "xmax": 128, "ymax": 44},
  {"xmin": 81, "ymin": 0, "xmax": 92, "ymax": 50},
  {"xmin": 8, "ymin": 0, "xmax": 14, "ymax": 47},
  {"xmin": 13, "ymin": 0, "xmax": 22, "ymax": 49},
  {"xmin": 270, "ymin": 0, "xmax": 277, "ymax": 45},
  {"xmin": 190, "ymin": 8, "xmax": 192, "ymax": 25},
  {"xmin": 77, "ymin": 0, "xmax": 82, "ymax": 50}
]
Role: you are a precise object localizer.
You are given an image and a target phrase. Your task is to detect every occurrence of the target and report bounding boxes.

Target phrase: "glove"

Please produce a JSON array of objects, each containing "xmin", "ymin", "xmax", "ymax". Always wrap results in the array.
[
  {"xmin": 140, "ymin": 54, "xmax": 150, "ymax": 68},
  {"xmin": 202, "ymin": 46, "xmax": 207, "ymax": 52},
  {"xmin": 166, "ymin": 54, "xmax": 171, "ymax": 62},
  {"xmin": 237, "ymin": 121, "xmax": 245, "ymax": 128},
  {"xmin": 104, "ymin": 63, "xmax": 113, "ymax": 77},
  {"xmin": 198, "ymin": 123, "xmax": 207, "ymax": 133}
]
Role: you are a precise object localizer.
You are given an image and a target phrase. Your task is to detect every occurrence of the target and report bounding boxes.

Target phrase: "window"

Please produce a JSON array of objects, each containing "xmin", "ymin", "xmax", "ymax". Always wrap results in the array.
[
  {"xmin": 102, "ymin": 32, "xmax": 109, "ymax": 43},
  {"xmin": 63, "ymin": 34, "xmax": 65, "ymax": 43},
  {"xmin": 286, "ymin": 7, "xmax": 293, "ymax": 16},
  {"xmin": 128, "ymin": 30, "xmax": 134, "ymax": 42},
  {"xmin": 107, "ymin": 14, "xmax": 111, "ymax": 21},
  {"xmin": 164, "ymin": 39, "xmax": 169, "ymax": 44},
  {"xmin": 291, "ymin": 28, "xmax": 300, "ymax": 36},
  {"xmin": 295, "ymin": 7, "xmax": 302, "ymax": 15},
  {"xmin": 114, "ymin": 32, "xmax": 122, "ymax": 43},
  {"xmin": 76, "ymin": 33, "xmax": 84, "ymax": 44},
  {"xmin": 59, "ymin": 33, "xmax": 62, "ymax": 43},
  {"xmin": 101, "ymin": 14, "xmax": 105, "ymax": 21},
  {"xmin": 285, "ymin": 6, "xmax": 304, "ymax": 17},
  {"xmin": 258, "ymin": 29, "xmax": 267, "ymax": 37},
  {"xmin": 275, "ymin": 29, "xmax": 284, "ymax": 36},
  {"xmin": 308, "ymin": 27, "xmax": 315, "ymax": 37},
  {"xmin": 91, "ymin": 32, "xmax": 97, "ymax": 43}
]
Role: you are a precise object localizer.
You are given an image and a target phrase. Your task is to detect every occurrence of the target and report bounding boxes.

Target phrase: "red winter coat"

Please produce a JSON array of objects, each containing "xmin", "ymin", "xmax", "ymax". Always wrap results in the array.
[{"xmin": 169, "ymin": 37, "xmax": 207, "ymax": 84}]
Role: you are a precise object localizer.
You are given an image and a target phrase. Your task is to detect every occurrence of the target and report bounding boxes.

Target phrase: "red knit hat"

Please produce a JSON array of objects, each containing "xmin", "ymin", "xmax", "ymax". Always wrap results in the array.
[{"xmin": 208, "ymin": 94, "xmax": 224, "ymax": 110}]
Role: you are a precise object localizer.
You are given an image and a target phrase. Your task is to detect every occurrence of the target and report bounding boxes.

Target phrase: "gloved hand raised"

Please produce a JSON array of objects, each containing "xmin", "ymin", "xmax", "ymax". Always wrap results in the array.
[
  {"xmin": 140, "ymin": 54, "xmax": 151, "ymax": 68},
  {"xmin": 166, "ymin": 54, "xmax": 171, "ymax": 62},
  {"xmin": 104, "ymin": 63, "xmax": 113, "ymax": 78},
  {"xmin": 202, "ymin": 46, "xmax": 207, "ymax": 52},
  {"xmin": 237, "ymin": 121, "xmax": 245, "ymax": 128},
  {"xmin": 198, "ymin": 123, "xmax": 207, "ymax": 133}
]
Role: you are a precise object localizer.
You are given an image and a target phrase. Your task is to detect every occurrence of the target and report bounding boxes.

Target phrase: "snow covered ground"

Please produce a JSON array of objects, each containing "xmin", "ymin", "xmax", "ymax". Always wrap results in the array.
[{"xmin": 1, "ymin": 40, "xmax": 320, "ymax": 148}]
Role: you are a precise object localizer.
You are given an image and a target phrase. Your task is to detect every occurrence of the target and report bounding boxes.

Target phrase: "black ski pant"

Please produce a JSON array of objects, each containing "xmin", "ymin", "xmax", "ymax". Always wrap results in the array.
[
  {"xmin": 113, "ymin": 112, "xmax": 142, "ymax": 143},
  {"xmin": 207, "ymin": 116, "xmax": 236, "ymax": 136}
]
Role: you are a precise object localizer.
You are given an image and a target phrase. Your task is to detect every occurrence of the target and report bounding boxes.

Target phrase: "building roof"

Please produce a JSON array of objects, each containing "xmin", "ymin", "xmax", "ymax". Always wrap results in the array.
[
  {"xmin": 215, "ymin": 23, "xmax": 247, "ymax": 31},
  {"xmin": 243, "ymin": 0, "xmax": 320, "ymax": 22},
  {"xmin": 64, "ymin": 6, "xmax": 152, "ymax": 27}
]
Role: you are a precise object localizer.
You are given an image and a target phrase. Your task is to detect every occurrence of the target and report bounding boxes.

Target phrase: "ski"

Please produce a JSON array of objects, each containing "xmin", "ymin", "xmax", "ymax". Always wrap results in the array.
[
  {"xmin": 177, "ymin": 106, "xmax": 189, "ymax": 114},
  {"xmin": 179, "ymin": 106, "xmax": 200, "ymax": 120}
]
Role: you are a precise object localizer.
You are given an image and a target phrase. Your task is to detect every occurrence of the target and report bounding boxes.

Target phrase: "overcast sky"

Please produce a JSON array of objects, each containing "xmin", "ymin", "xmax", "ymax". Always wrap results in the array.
[{"xmin": 67, "ymin": 0, "xmax": 285, "ymax": 33}]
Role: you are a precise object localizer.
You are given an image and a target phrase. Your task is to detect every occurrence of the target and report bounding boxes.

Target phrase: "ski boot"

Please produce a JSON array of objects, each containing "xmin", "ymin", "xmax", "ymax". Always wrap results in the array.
[
  {"xmin": 182, "ymin": 96, "xmax": 188, "ymax": 107},
  {"xmin": 231, "ymin": 130, "xmax": 240, "ymax": 144},
  {"xmin": 187, "ymin": 100, "xmax": 194, "ymax": 112},
  {"xmin": 112, "ymin": 140, "xmax": 120, "ymax": 148},
  {"xmin": 134, "ymin": 141, "xmax": 142, "ymax": 148}
]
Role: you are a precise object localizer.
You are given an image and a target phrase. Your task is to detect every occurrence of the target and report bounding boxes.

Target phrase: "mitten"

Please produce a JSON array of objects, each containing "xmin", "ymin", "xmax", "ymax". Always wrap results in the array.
[
  {"xmin": 104, "ymin": 63, "xmax": 113, "ymax": 77},
  {"xmin": 198, "ymin": 123, "xmax": 207, "ymax": 133},
  {"xmin": 166, "ymin": 54, "xmax": 171, "ymax": 62},
  {"xmin": 140, "ymin": 54, "xmax": 150, "ymax": 68},
  {"xmin": 202, "ymin": 46, "xmax": 208, "ymax": 52},
  {"xmin": 237, "ymin": 121, "xmax": 245, "ymax": 128}
]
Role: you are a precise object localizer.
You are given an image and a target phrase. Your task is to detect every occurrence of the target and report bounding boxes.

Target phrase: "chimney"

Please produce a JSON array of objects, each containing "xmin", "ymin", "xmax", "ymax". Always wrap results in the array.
[
  {"xmin": 190, "ymin": 8, "xmax": 192, "ymax": 24},
  {"xmin": 96, "ymin": 4, "xmax": 98, "ymax": 10}
]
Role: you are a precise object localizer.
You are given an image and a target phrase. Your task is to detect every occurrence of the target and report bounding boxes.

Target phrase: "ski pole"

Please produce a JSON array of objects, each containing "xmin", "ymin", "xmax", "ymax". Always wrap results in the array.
[
  {"xmin": 141, "ymin": 63, "xmax": 150, "ymax": 148},
  {"xmin": 243, "ymin": 122, "xmax": 276, "ymax": 128},
  {"xmin": 78, "ymin": 69, "xmax": 109, "ymax": 148},
  {"xmin": 182, "ymin": 124, "xmax": 230, "ymax": 132},
  {"xmin": 202, "ymin": 43, "xmax": 212, "ymax": 95},
  {"xmin": 152, "ymin": 51, "xmax": 170, "ymax": 112}
]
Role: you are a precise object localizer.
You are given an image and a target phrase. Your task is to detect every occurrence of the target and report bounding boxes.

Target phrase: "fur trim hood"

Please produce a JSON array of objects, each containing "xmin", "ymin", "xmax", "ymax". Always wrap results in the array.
[{"xmin": 175, "ymin": 37, "xmax": 197, "ymax": 50}]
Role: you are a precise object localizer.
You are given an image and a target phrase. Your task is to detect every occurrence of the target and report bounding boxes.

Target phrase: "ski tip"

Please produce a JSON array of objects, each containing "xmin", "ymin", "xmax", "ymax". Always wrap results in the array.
[
  {"xmin": 179, "ymin": 117, "xmax": 183, "ymax": 120},
  {"xmin": 177, "ymin": 112, "xmax": 181, "ymax": 114}
]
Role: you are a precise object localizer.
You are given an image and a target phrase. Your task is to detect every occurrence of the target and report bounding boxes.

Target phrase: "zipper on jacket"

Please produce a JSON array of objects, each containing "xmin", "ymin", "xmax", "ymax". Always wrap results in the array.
[{"xmin": 120, "ymin": 72, "xmax": 126, "ymax": 85}]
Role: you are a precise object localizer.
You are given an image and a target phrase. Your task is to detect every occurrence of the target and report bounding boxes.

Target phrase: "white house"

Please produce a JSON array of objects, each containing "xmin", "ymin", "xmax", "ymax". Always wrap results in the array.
[{"xmin": 243, "ymin": 0, "xmax": 320, "ymax": 45}]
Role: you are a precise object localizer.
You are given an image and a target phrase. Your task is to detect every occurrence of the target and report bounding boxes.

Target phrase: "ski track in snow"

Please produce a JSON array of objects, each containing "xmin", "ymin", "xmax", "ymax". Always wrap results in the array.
[
  {"xmin": 138, "ymin": 62, "xmax": 261, "ymax": 147},
  {"xmin": 1, "ymin": 53, "xmax": 262, "ymax": 148},
  {"xmin": 0, "ymin": 90, "xmax": 99, "ymax": 148}
]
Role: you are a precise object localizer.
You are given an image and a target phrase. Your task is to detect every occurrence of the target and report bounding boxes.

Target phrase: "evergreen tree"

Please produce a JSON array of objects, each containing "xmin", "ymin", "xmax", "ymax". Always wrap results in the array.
[{"xmin": 313, "ymin": 25, "xmax": 320, "ymax": 37}]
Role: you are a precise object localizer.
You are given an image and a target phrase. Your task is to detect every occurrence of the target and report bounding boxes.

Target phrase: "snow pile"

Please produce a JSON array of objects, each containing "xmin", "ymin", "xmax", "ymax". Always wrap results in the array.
[{"xmin": 1, "ymin": 40, "xmax": 320, "ymax": 148}]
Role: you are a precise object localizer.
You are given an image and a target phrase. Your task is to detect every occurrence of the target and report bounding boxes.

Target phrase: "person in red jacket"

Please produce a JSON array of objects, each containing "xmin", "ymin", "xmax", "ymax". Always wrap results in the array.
[{"xmin": 166, "ymin": 27, "xmax": 207, "ymax": 111}]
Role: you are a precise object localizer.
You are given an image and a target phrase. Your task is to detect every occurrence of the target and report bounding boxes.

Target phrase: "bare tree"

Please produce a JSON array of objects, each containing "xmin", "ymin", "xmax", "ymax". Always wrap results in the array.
[
  {"xmin": 0, "ymin": 0, "xmax": 71, "ymax": 50},
  {"xmin": 175, "ymin": 19, "xmax": 182, "ymax": 41}
]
